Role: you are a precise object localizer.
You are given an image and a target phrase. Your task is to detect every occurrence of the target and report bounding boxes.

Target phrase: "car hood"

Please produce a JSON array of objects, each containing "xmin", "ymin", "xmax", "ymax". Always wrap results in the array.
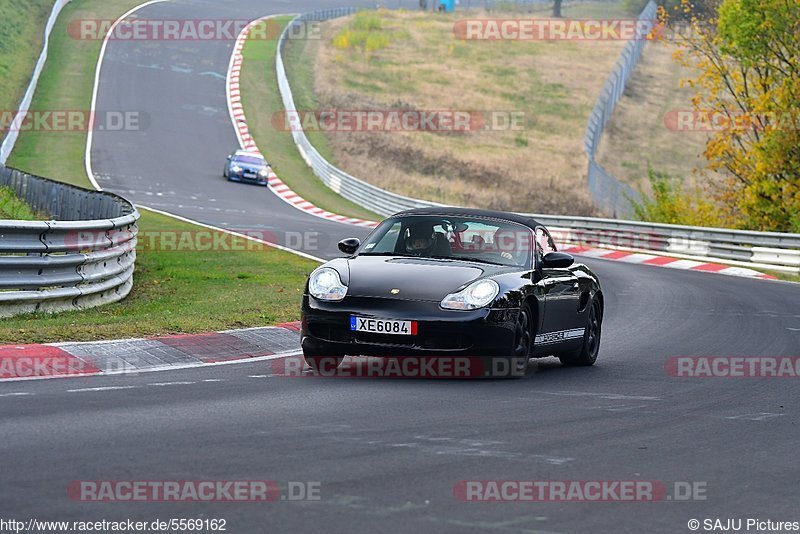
[{"xmin": 345, "ymin": 256, "xmax": 487, "ymax": 301}]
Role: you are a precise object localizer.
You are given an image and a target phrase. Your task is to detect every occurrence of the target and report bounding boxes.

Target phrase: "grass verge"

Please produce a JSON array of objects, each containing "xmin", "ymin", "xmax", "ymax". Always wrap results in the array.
[
  {"xmin": 239, "ymin": 17, "xmax": 381, "ymax": 221},
  {"xmin": 0, "ymin": 0, "xmax": 55, "ymax": 114},
  {"xmin": 7, "ymin": 0, "xmax": 146, "ymax": 187},
  {"xmin": 0, "ymin": 208, "xmax": 317, "ymax": 344},
  {"xmin": 2, "ymin": 3, "xmax": 318, "ymax": 343},
  {"xmin": 0, "ymin": 187, "xmax": 39, "ymax": 220}
]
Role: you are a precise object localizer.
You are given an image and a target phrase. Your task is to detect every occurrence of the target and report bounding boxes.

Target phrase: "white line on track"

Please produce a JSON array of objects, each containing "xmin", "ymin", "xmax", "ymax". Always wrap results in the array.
[
  {"xmin": 148, "ymin": 381, "xmax": 196, "ymax": 387},
  {"xmin": 0, "ymin": 392, "xmax": 33, "ymax": 398},
  {"xmin": 67, "ymin": 386, "xmax": 140, "ymax": 393},
  {"xmin": 85, "ymin": 0, "xmax": 170, "ymax": 191},
  {"xmin": 0, "ymin": 352, "xmax": 302, "ymax": 384},
  {"xmin": 83, "ymin": 3, "xmax": 323, "ymax": 264},
  {"xmin": 137, "ymin": 205, "xmax": 324, "ymax": 263},
  {"xmin": 541, "ymin": 391, "xmax": 661, "ymax": 401}
]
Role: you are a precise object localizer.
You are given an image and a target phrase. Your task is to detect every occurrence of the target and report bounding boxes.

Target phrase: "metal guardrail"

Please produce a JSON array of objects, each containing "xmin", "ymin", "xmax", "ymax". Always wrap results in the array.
[
  {"xmin": 583, "ymin": 0, "xmax": 657, "ymax": 217},
  {"xmin": 528, "ymin": 214, "xmax": 800, "ymax": 274},
  {"xmin": 0, "ymin": 165, "xmax": 139, "ymax": 317},
  {"xmin": 0, "ymin": 0, "xmax": 71, "ymax": 165},
  {"xmin": 277, "ymin": 8, "xmax": 442, "ymax": 217},
  {"xmin": 276, "ymin": 7, "xmax": 800, "ymax": 274}
]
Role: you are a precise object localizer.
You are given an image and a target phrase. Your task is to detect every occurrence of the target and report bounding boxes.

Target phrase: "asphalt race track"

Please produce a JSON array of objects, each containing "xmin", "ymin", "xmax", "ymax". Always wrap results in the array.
[
  {"xmin": 1, "ymin": 1, "xmax": 799, "ymax": 533},
  {"xmin": 90, "ymin": 0, "xmax": 378, "ymax": 259}
]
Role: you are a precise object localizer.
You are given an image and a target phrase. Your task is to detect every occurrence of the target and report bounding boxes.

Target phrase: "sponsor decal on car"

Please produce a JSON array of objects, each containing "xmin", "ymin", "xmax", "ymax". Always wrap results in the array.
[{"xmin": 535, "ymin": 328, "xmax": 585, "ymax": 345}]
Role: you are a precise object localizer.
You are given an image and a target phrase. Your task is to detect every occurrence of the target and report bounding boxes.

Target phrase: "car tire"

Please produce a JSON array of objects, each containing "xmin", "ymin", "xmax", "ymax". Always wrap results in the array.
[
  {"xmin": 304, "ymin": 354, "xmax": 344, "ymax": 374},
  {"xmin": 492, "ymin": 302, "xmax": 533, "ymax": 378},
  {"xmin": 559, "ymin": 297, "xmax": 602, "ymax": 367}
]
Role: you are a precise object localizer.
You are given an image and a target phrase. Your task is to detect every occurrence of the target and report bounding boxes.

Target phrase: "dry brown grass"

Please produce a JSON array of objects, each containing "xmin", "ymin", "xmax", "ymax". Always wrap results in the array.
[
  {"xmin": 595, "ymin": 39, "xmax": 721, "ymax": 193},
  {"xmin": 303, "ymin": 8, "xmax": 634, "ymax": 215}
]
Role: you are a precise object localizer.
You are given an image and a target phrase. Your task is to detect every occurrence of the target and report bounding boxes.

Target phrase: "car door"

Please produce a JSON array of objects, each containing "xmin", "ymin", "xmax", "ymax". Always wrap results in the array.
[{"xmin": 536, "ymin": 228, "xmax": 584, "ymax": 351}]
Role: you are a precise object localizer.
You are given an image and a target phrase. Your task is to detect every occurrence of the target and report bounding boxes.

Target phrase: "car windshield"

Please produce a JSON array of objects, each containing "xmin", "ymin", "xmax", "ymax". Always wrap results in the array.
[
  {"xmin": 233, "ymin": 155, "xmax": 264, "ymax": 166},
  {"xmin": 358, "ymin": 215, "xmax": 533, "ymax": 268}
]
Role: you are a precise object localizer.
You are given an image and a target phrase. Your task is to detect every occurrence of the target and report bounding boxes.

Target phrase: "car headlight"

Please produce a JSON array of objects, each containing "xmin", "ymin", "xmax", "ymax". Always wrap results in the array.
[
  {"xmin": 440, "ymin": 279, "xmax": 499, "ymax": 310},
  {"xmin": 258, "ymin": 168, "xmax": 269, "ymax": 177},
  {"xmin": 308, "ymin": 267, "xmax": 348, "ymax": 302},
  {"xmin": 231, "ymin": 165, "xmax": 242, "ymax": 173}
]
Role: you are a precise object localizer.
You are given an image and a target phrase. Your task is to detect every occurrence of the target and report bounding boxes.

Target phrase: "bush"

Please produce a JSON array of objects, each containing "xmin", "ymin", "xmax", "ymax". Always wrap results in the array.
[
  {"xmin": 352, "ymin": 11, "xmax": 382, "ymax": 32},
  {"xmin": 331, "ymin": 11, "xmax": 401, "ymax": 55},
  {"xmin": 630, "ymin": 168, "xmax": 730, "ymax": 227}
]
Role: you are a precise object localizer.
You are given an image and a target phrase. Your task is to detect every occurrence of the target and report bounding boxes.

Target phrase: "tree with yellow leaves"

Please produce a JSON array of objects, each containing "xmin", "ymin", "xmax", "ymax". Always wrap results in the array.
[{"xmin": 666, "ymin": 0, "xmax": 800, "ymax": 232}]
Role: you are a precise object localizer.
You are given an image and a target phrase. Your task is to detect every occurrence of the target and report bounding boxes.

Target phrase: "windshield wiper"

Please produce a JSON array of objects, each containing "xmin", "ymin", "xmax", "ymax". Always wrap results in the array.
[
  {"xmin": 449, "ymin": 256, "xmax": 513, "ymax": 266},
  {"xmin": 359, "ymin": 252, "xmax": 415, "ymax": 257}
]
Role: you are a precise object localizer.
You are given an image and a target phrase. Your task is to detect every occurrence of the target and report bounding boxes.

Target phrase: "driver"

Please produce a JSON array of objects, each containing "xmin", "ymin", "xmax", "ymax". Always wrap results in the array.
[
  {"xmin": 404, "ymin": 222, "xmax": 437, "ymax": 255},
  {"xmin": 494, "ymin": 228, "xmax": 523, "ymax": 263}
]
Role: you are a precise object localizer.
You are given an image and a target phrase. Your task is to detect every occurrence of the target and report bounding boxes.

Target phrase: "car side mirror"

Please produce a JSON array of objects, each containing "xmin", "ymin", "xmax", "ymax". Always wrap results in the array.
[
  {"xmin": 338, "ymin": 238, "xmax": 361, "ymax": 255},
  {"xmin": 542, "ymin": 251, "xmax": 574, "ymax": 269}
]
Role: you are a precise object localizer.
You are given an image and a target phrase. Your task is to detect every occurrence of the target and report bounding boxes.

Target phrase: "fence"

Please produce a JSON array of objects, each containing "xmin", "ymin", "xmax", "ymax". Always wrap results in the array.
[
  {"xmin": 0, "ymin": 165, "xmax": 139, "ymax": 317},
  {"xmin": 583, "ymin": 0, "xmax": 657, "ymax": 217},
  {"xmin": 0, "ymin": 0, "xmax": 71, "ymax": 165}
]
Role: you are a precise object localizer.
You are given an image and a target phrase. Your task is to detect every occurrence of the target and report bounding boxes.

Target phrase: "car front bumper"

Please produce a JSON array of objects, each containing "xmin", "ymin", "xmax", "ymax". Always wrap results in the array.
[
  {"xmin": 228, "ymin": 171, "xmax": 269, "ymax": 185},
  {"xmin": 301, "ymin": 295, "xmax": 518, "ymax": 358}
]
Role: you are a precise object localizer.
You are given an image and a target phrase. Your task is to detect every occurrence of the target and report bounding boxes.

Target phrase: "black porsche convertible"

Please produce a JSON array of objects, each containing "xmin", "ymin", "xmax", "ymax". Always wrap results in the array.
[{"xmin": 301, "ymin": 208, "xmax": 603, "ymax": 377}]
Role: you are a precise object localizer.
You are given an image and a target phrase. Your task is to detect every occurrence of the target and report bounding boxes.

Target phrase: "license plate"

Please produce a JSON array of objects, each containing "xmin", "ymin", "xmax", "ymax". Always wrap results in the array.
[
  {"xmin": 350, "ymin": 316, "xmax": 417, "ymax": 336},
  {"xmin": 243, "ymin": 172, "xmax": 257, "ymax": 178}
]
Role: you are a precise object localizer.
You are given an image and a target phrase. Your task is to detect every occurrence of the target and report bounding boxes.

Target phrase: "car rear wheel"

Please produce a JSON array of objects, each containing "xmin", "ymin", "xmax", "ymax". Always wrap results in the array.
[
  {"xmin": 304, "ymin": 354, "xmax": 344, "ymax": 374},
  {"xmin": 559, "ymin": 297, "xmax": 602, "ymax": 367}
]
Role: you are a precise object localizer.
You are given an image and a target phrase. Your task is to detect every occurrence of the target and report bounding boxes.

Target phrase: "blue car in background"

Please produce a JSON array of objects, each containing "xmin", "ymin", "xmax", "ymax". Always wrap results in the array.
[{"xmin": 223, "ymin": 149, "xmax": 271, "ymax": 186}]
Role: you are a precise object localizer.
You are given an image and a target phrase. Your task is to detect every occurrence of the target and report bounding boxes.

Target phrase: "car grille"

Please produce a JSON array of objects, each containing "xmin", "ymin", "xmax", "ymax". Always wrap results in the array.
[{"xmin": 309, "ymin": 323, "xmax": 472, "ymax": 350}]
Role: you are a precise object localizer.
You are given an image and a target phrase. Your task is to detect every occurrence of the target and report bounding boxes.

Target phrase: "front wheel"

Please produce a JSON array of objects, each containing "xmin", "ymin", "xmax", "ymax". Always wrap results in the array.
[
  {"xmin": 559, "ymin": 297, "xmax": 602, "ymax": 367},
  {"xmin": 304, "ymin": 353, "xmax": 344, "ymax": 374},
  {"xmin": 492, "ymin": 303, "xmax": 533, "ymax": 378}
]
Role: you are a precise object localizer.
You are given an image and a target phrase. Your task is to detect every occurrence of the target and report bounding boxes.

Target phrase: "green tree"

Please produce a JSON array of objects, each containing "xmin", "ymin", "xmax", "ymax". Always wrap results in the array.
[{"xmin": 667, "ymin": 0, "xmax": 800, "ymax": 232}]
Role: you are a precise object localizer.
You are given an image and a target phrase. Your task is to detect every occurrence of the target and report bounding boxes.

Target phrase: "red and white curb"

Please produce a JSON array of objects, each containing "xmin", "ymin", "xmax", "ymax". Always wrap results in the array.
[
  {"xmin": 226, "ymin": 16, "xmax": 377, "ymax": 229},
  {"xmin": 0, "ymin": 323, "xmax": 302, "ymax": 382},
  {"xmin": 559, "ymin": 244, "xmax": 777, "ymax": 280}
]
